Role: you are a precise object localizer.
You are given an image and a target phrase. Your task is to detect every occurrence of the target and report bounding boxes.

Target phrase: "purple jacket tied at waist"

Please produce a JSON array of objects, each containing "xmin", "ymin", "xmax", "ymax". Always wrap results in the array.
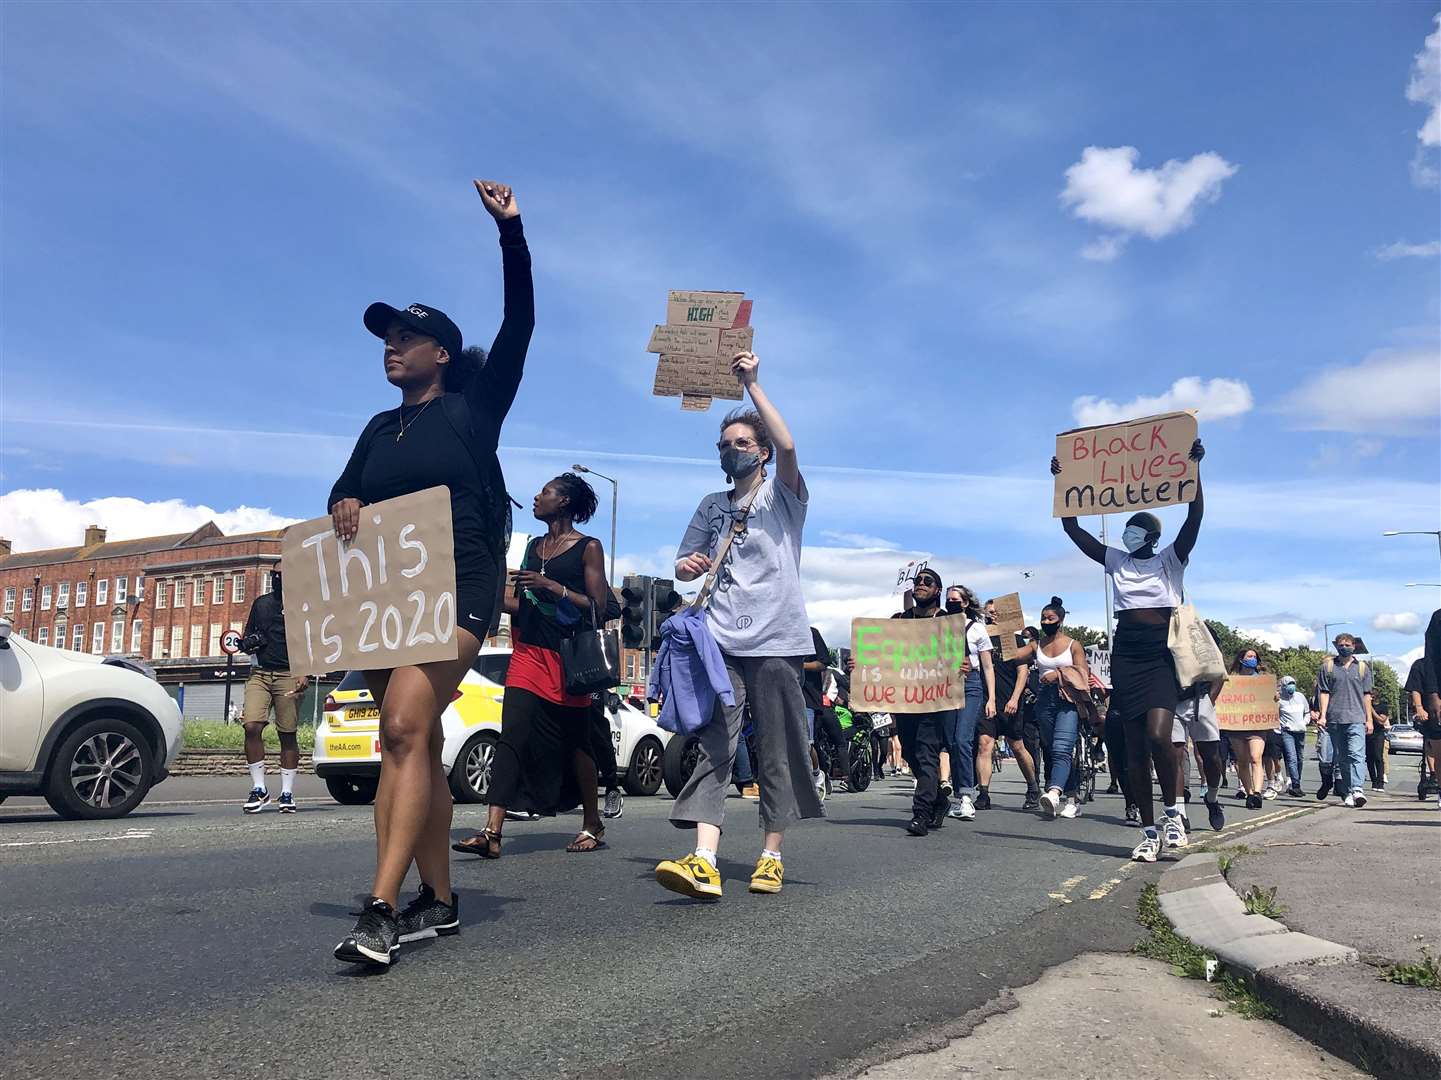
[{"xmin": 648, "ymin": 606, "xmax": 734, "ymax": 734}]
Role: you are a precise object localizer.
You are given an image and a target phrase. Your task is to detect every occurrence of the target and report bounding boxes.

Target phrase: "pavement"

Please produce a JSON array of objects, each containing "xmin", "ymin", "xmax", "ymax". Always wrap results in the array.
[
  {"xmin": 0, "ymin": 759, "xmax": 1411, "ymax": 1079},
  {"xmin": 1158, "ymin": 755, "xmax": 1441, "ymax": 1080}
]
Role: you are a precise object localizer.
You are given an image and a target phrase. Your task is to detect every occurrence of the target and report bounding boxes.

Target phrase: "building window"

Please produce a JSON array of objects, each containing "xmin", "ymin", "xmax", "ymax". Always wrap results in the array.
[
  {"xmin": 152, "ymin": 628, "xmax": 165, "ymax": 659},
  {"xmin": 96, "ymin": 579, "xmax": 109, "ymax": 606},
  {"xmin": 170, "ymin": 626, "xmax": 184, "ymax": 658},
  {"xmin": 41, "ymin": 584, "xmax": 52, "ymax": 610},
  {"xmin": 15, "ymin": 628, "xmax": 26, "ymax": 639},
  {"xmin": 76, "ymin": 580, "xmax": 88, "ymax": 607},
  {"xmin": 72, "ymin": 624, "xmax": 85, "ymax": 650},
  {"xmin": 57, "ymin": 582, "xmax": 70, "ymax": 608},
  {"xmin": 93, "ymin": 623, "xmax": 106, "ymax": 652},
  {"xmin": 131, "ymin": 620, "xmax": 143, "ymax": 653},
  {"xmin": 173, "ymin": 580, "xmax": 185, "ymax": 608},
  {"xmin": 233, "ymin": 574, "xmax": 245, "ymax": 603},
  {"xmin": 188, "ymin": 625, "xmax": 203, "ymax": 657},
  {"xmin": 21, "ymin": 586, "xmax": 33, "ymax": 612},
  {"xmin": 116, "ymin": 577, "xmax": 128, "ymax": 603},
  {"xmin": 38, "ymin": 627, "xmax": 49, "ymax": 645},
  {"xmin": 155, "ymin": 579, "xmax": 166, "ymax": 608},
  {"xmin": 134, "ymin": 576, "xmax": 145, "ymax": 601},
  {"xmin": 111, "ymin": 620, "xmax": 124, "ymax": 653},
  {"xmin": 209, "ymin": 623, "xmax": 223, "ymax": 656},
  {"xmin": 213, "ymin": 576, "xmax": 225, "ymax": 604},
  {"xmin": 2, "ymin": 587, "xmax": 13, "ymax": 614},
  {"xmin": 193, "ymin": 578, "xmax": 205, "ymax": 606},
  {"xmin": 262, "ymin": 571, "xmax": 274, "ymax": 595}
]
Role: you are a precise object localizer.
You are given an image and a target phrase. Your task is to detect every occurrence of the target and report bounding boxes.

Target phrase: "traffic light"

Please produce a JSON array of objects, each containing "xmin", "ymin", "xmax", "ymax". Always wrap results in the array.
[
  {"xmin": 649, "ymin": 577, "xmax": 681, "ymax": 650},
  {"xmin": 620, "ymin": 574, "xmax": 651, "ymax": 649}
]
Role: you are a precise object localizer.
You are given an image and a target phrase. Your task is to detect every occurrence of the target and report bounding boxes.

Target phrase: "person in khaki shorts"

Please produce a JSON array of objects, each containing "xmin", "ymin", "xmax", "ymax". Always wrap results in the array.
[{"xmin": 240, "ymin": 558, "xmax": 308, "ymax": 814}]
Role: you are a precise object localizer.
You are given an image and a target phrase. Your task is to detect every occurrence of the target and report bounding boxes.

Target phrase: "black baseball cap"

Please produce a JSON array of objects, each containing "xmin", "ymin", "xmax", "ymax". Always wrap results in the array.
[{"xmin": 364, "ymin": 302, "xmax": 463, "ymax": 361}]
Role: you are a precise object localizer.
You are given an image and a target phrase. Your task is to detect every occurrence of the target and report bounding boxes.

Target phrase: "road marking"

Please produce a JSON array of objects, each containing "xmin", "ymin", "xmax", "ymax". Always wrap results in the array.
[
  {"xmin": 1049, "ymin": 874, "xmax": 1090, "ymax": 903},
  {"xmin": 1189, "ymin": 804, "xmax": 1318, "ymax": 849},
  {"xmin": 1, "ymin": 828, "xmax": 154, "ymax": 849}
]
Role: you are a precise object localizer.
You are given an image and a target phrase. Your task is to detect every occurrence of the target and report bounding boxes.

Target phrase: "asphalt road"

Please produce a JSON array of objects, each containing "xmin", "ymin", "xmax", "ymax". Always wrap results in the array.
[{"xmin": 2, "ymin": 755, "xmax": 1389, "ymax": 1080}]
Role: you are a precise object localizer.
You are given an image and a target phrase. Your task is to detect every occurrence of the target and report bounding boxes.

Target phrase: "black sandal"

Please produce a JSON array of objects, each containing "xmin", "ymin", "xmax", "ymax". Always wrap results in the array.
[
  {"xmin": 452, "ymin": 828, "xmax": 502, "ymax": 859},
  {"xmin": 565, "ymin": 826, "xmax": 606, "ymax": 853}
]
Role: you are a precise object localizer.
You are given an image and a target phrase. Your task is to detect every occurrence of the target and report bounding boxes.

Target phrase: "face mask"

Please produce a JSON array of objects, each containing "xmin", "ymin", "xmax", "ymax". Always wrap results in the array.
[
  {"xmin": 944, "ymin": 600, "xmax": 963, "ymax": 614},
  {"xmin": 1336, "ymin": 644, "xmax": 1354, "ymax": 657},
  {"xmin": 1122, "ymin": 525, "xmax": 1151, "ymax": 553},
  {"xmin": 720, "ymin": 447, "xmax": 762, "ymax": 480},
  {"xmin": 1040, "ymin": 622, "xmax": 1059, "ymax": 637},
  {"xmin": 1281, "ymin": 685, "xmax": 1295, "ymax": 697},
  {"xmin": 1241, "ymin": 656, "xmax": 1258, "ymax": 670}
]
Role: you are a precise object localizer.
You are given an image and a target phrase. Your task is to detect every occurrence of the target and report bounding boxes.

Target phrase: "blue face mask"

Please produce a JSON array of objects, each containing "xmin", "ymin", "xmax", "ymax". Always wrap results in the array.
[
  {"xmin": 1336, "ymin": 644, "xmax": 1355, "ymax": 658},
  {"xmin": 1241, "ymin": 656, "xmax": 1258, "ymax": 670}
]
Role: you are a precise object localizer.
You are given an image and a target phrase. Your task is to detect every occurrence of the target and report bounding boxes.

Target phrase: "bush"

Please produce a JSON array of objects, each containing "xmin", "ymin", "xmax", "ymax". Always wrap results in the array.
[{"xmin": 183, "ymin": 721, "xmax": 316, "ymax": 752}]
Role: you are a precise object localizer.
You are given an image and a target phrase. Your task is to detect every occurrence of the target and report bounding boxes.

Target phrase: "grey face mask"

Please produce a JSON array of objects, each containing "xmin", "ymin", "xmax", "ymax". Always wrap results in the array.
[{"xmin": 721, "ymin": 447, "xmax": 762, "ymax": 480}]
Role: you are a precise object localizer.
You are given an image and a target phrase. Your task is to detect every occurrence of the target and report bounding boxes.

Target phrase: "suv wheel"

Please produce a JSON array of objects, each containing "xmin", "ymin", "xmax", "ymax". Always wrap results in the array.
[
  {"xmin": 44, "ymin": 717, "xmax": 153, "ymax": 820},
  {"xmin": 325, "ymin": 775, "xmax": 379, "ymax": 805},
  {"xmin": 448, "ymin": 732, "xmax": 497, "ymax": 803}
]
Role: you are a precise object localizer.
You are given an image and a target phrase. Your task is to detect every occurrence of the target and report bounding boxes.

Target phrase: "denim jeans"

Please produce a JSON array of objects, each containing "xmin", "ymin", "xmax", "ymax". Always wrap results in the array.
[
  {"xmin": 1034, "ymin": 683, "xmax": 1080, "ymax": 796},
  {"xmin": 1279, "ymin": 730, "xmax": 1306, "ymax": 788},
  {"xmin": 947, "ymin": 670, "xmax": 985, "ymax": 796},
  {"xmin": 1327, "ymin": 722, "xmax": 1366, "ymax": 797},
  {"xmin": 1317, "ymin": 725, "xmax": 1333, "ymax": 766},
  {"xmin": 734, "ymin": 730, "xmax": 755, "ymax": 784}
]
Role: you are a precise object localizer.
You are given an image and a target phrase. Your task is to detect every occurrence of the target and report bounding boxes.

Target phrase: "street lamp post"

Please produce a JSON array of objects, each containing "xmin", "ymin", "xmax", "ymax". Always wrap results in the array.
[
  {"xmin": 572, "ymin": 463, "xmax": 618, "ymax": 585},
  {"xmin": 1321, "ymin": 620, "xmax": 1349, "ymax": 653},
  {"xmin": 29, "ymin": 574, "xmax": 40, "ymax": 638},
  {"xmin": 1382, "ymin": 530, "xmax": 1441, "ymax": 574}
]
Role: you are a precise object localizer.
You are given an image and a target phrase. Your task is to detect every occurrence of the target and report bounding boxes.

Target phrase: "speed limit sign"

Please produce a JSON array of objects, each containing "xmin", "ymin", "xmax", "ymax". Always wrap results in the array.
[{"xmin": 221, "ymin": 629, "xmax": 243, "ymax": 655}]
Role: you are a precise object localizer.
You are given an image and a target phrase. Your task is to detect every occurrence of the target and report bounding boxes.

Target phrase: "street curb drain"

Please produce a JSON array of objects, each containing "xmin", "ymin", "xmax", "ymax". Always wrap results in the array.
[{"xmin": 1159, "ymin": 852, "xmax": 1441, "ymax": 1080}]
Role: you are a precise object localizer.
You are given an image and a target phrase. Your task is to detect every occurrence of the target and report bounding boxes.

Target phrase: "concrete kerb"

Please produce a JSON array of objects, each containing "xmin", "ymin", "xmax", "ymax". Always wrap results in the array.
[{"xmin": 1158, "ymin": 852, "xmax": 1441, "ymax": 1080}]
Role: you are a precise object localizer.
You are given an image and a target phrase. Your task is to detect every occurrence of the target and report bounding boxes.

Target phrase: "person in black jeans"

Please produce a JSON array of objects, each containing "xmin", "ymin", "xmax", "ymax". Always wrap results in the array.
[
  {"xmin": 1366, "ymin": 699, "xmax": 1391, "ymax": 791},
  {"xmin": 890, "ymin": 569, "xmax": 952, "ymax": 835},
  {"xmin": 591, "ymin": 693, "xmax": 624, "ymax": 819},
  {"xmin": 804, "ymin": 626, "xmax": 849, "ymax": 787}
]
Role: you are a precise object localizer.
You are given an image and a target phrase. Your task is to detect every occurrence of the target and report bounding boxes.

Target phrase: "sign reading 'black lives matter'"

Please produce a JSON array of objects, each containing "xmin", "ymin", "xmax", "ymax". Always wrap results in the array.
[{"xmin": 1052, "ymin": 411, "xmax": 1199, "ymax": 518}]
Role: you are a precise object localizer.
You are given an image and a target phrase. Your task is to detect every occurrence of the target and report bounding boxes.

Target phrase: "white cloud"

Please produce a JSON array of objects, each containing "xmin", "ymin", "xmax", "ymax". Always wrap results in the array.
[
  {"xmin": 1374, "ymin": 239, "xmax": 1441, "ymax": 260},
  {"xmin": 1061, "ymin": 145, "xmax": 1238, "ymax": 258},
  {"xmin": 1373, "ymin": 611, "xmax": 1423, "ymax": 634},
  {"xmin": 819, "ymin": 531, "xmax": 901, "ymax": 550},
  {"xmin": 1408, "ymin": 14, "xmax": 1441, "ymax": 147},
  {"xmin": 1071, "ymin": 376, "xmax": 1254, "ymax": 426},
  {"xmin": 1284, "ymin": 346, "xmax": 1441, "ymax": 434},
  {"xmin": 0, "ymin": 489, "xmax": 299, "ymax": 553},
  {"xmin": 1243, "ymin": 621, "xmax": 1318, "ymax": 650}
]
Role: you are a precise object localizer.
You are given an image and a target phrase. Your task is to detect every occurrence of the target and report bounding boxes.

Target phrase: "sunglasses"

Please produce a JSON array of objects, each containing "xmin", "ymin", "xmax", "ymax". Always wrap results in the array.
[{"xmin": 716, "ymin": 437, "xmax": 759, "ymax": 452}]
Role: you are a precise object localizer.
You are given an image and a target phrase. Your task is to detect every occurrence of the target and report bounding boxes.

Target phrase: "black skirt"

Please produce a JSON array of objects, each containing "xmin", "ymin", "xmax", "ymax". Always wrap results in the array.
[
  {"xmin": 488, "ymin": 687, "xmax": 594, "ymax": 816},
  {"xmin": 1111, "ymin": 621, "xmax": 1180, "ymax": 724}
]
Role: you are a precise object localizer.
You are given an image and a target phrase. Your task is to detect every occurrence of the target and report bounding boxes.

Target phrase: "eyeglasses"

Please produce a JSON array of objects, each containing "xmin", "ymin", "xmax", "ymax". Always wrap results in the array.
[{"xmin": 716, "ymin": 437, "xmax": 759, "ymax": 451}]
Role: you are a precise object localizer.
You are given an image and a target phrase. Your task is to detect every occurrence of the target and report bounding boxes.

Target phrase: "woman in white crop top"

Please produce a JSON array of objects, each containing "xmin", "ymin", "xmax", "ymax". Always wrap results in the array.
[{"xmin": 1050, "ymin": 436, "xmax": 1206, "ymax": 864}]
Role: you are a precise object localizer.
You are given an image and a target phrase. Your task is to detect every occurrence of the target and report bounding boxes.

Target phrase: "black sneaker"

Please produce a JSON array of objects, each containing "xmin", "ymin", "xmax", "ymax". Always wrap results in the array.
[
  {"xmin": 1207, "ymin": 800, "xmax": 1225, "ymax": 831},
  {"xmin": 277, "ymin": 792, "xmax": 297, "ymax": 814},
  {"xmin": 1125, "ymin": 803, "xmax": 1141, "ymax": 824},
  {"xmin": 1105, "ymin": 780, "xmax": 1121, "ymax": 795},
  {"xmin": 1246, "ymin": 793, "xmax": 1263, "ymax": 810},
  {"xmin": 975, "ymin": 789, "xmax": 992, "ymax": 811},
  {"xmin": 1022, "ymin": 789, "xmax": 1041, "ymax": 810},
  {"xmin": 243, "ymin": 787, "xmax": 270, "ymax": 814},
  {"xmin": 1288, "ymin": 785, "xmax": 1303, "ymax": 798},
  {"xmin": 928, "ymin": 798, "xmax": 949, "ymax": 829},
  {"xmin": 602, "ymin": 788, "xmax": 624, "ymax": 820},
  {"xmin": 1183, "ymin": 787, "xmax": 1192, "ymax": 804},
  {"xmin": 1316, "ymin": 774, "xmax": 1333, "ymax": 801},
  {"xmin": 334, "ymin": 897, "xmax": 399, "ymax": 967},
  {"xmin": 396, "ymin": 884, "xmax": 460, "ymax": 943},
  {"xmin": 906, "ymin": 817, "xmax": 929, "ymax": 837}
]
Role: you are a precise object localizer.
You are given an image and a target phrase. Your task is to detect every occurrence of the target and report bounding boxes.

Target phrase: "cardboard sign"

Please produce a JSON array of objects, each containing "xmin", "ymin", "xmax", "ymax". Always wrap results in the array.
[
  {"xmin": 988, "ymin": 592, "xmax": 1027, "ymax": 661},
  {"xmin": 646, "ymin": 323, "xmax": 721, "ymax": 357},
  {"xmin": 666, "ymin": 291, "xmax": 750, "ymax": 329},
  {"xmin": 647, "ymin": 288, "xmax": 755, "ymax": 410},
  {"xmin": 1216, "ymin": 674, "xmax": 1279, "ymax": 732},
  {"xmin": 1052, "ymin": 411, "xmax": 1199, "ymax": 518},
  {"xmin": 1086, "ymin": 646, "xmax": 1112, "ymax": 689},
  {"xmin": 851, "ymin": 614, "xmax": 969, "ymax": 714},
  {"xmin": 892, "ymin": 559, "xmax": 930, "ymax": 595},
  {"xmin": 280, "ymin": 487, "xmax": 459, "ymax": 675},
  {"xmin": 680, "ymin": 393, "xmax": 713, "ymax": 411}
]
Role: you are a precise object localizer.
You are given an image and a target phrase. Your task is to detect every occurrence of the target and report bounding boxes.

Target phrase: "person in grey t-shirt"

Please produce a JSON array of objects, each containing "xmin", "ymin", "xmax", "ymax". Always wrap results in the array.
[
  {"xmin": 1316, "ymin": 632, "xmax": 1375, "ymax": 807},
  {"xmin": 654, "ymin": 350, "xmax": 823, "ymax": 903}
]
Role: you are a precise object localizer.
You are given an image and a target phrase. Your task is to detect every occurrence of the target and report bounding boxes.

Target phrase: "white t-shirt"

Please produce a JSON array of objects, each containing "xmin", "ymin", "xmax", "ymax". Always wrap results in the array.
[
  {"xmin": 1278, "ymin": 693, "xmax": 1311, "ymax": 733},
  {"xmin": 1104, "ymin": 543, "xmax": 1186, "ymax": 611},
  {"xmin": 966, "ymin": 619, "xmax": 993, "ymax": 659}
]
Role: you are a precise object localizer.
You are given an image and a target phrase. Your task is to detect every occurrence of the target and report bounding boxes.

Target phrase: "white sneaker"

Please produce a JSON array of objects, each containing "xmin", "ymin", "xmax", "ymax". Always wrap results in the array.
[
  {"xmin": 1352, "ymin": 792, "xmax": 1367, "ymax": 809},
  {"xmin": 1342, "ymin": 793, "xmax": 1356, "ymax": 808},
  {"xmin": 958, "ymin": 795, "xmax": 976, "ymax": 820},
  {"xmin": 1131, "ymin": 829, "xmax": 1162, "ymax": 862},
  {"xmin": 1039, "ymin": 790, "xmax": 1061, "ymax": 819},
  {"xmin": 813, "ymin": 769, "xmax": 827, "ymax": 804},
  {"xmin": 947, "ymin": 803, "xmax": 965, "ymax": 819},
  {"xmin": 1263, "ymin": 785, "xmax": 1278, "ymax": 800},
  {"xmin": 1162, "ymin": 813, "xmax": 1188, "ymax": 850},
  {"xmin": 1060, "ymin": 797, "xmax": 1081, "ymax": 819}
]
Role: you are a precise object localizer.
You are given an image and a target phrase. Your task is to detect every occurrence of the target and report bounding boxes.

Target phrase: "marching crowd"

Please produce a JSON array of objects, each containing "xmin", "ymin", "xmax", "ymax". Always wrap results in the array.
[{"xmin": 223, "ymin": 182, "xmax": 1439, "ymax": 968}]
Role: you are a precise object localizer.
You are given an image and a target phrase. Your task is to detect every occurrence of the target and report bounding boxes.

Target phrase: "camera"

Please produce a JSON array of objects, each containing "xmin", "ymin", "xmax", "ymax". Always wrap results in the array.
[{"xmin": 241, "ymin": 631, "xmax": 267, "ymax": 654}]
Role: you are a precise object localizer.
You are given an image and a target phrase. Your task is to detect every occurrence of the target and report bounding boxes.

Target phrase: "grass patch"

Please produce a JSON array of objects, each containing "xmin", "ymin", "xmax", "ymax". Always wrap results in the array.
[
  {"xmin": 1241, "ymin": 884, "xmax": 1285, "ymax": 919},
  {"xmin": 1381, "ymin": 949, "xmax": 1441, "ymax": 990},
  {"xmin": 1216, "ymin": 844, "xmax": 1258, "ymax": 877},
  {"xmin": 1134, "ymin": 884, "xmax": 1277, "ymax": 1019},
  {"xmin": 183, "ymin": 720, "xmax": 315, "ymax": 752}
]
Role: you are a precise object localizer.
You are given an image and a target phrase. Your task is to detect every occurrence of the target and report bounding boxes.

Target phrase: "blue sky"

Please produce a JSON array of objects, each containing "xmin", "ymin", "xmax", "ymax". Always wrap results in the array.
[{"xmin": 2, "ymin": 2, "xmax": 1438, "ymax": 664}]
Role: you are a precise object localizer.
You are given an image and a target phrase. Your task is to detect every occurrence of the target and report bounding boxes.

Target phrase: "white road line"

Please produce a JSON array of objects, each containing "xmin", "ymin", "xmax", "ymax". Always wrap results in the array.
[{"xmin": 2, "ymin": 828, "xmax": 154, "ymax": 849}]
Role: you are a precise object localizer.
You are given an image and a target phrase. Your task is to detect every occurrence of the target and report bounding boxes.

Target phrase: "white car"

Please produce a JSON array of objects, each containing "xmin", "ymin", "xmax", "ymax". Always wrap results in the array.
[
  {"xmin": 313, "ymin": 645, "xmax": 671, "ymax": 805},
  {"xmin": 0, "ymin": 617, "xmax": 184, "ymax": 819}
]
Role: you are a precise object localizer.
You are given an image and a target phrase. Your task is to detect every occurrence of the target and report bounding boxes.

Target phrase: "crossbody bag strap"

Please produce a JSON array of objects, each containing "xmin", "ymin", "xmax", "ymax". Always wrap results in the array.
[{"xmin": 689, "ymin": 482, "xmax": 763, "ymax": 612}]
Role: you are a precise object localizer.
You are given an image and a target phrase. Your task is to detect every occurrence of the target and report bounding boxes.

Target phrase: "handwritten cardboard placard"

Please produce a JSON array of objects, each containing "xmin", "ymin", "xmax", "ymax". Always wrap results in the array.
[
  {"xmin": 647, "ymin": 288, "xmax": 755, "ymax": 410},
  {"xmin": 646, "ymin": 323, "xmax": 721, "ymax": 357},
  {"xmin": 1216, "ymin": 674, "xmax": 1278, "ymax": 732},
  {"xmin": 892, "ymin": 559, "xmax": 930, "ymax": 595},
  {"xmin": 989, "ymin": 592, "xmax": 1027, "ymax": 660},
  {"xmin": 666, "ymin": 291, "xmax": 749, "ymax": 329},
  {"xmin": 280, "ymin": 487, "xmax": 459, "ymax": 675},
  {"xmin": 1052, "ymin": 411, "xmax": 1199, "ymax": 518},
  {"xmin": 681, "ymin": 393, "xmax": 713, "ymax": 411},
  {"xmin": 851, "ymin": 614, "xmax": 968, "ymax": 714}
]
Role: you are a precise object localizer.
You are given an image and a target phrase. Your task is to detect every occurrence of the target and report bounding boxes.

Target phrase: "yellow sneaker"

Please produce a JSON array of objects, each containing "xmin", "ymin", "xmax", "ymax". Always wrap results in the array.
[
  {"xmin": 748, "ymin": 855, "xmax": 784, "ymax": 894},
  {"xmin": 655, "ymin": 854, "xmax": 722, "ymax": 900}
]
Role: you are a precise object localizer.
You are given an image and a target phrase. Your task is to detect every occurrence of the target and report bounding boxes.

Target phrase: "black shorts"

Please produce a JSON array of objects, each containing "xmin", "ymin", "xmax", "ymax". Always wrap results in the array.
[
  {"xmin": 1420, "ymin": 720, "xmax": 1441, "ymax": 740},
  {"xmin": 457, "ymin": 562, "xmax": 502, "ymax": 644},
  {"xmin": 1263, "ymin": 731, "xmax": 1286, "ymax": 760},
  {"xmin": 979, "ymin": 705, "xmax": 1026, "ymax": 742}
]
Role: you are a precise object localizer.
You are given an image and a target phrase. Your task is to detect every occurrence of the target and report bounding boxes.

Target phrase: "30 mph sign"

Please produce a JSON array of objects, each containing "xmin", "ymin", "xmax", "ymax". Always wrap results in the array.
[{"xmin": 221, "ymin": 629, "xmax": 243, "ymax": 655}]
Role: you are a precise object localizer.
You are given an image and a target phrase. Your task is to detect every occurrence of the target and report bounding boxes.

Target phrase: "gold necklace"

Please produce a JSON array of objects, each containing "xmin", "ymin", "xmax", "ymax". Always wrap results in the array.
[
  {"xmin": 395, "ymin": 397, "xmax": 435, "ymax": 442},
  {"xmin": 539, "ymin": 530, "xmax": 578, "ymax": 576}
]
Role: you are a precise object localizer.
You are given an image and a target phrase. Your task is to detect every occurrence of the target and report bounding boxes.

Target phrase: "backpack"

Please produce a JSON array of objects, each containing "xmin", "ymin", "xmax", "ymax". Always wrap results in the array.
[{"xmin": 1322, "ymin": 657, "xmax": 1367, "ymax": 680}]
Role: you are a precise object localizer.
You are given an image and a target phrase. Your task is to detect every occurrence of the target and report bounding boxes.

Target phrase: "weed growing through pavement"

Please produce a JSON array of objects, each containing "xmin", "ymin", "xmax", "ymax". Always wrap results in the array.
[
  {"xmin": 1241, "ymin": 884, "xmax": 1285, "ymax": 919},
  {"xmin": 1215, "ymin": 844, "xmax": 1258, "ymax": 877},
  {"xmin": 1381, "ymin": 948, "xmax": 1441, "ymax": 990},
  {"xmin": 1134, "ymin": 885, "xmax": 1277, "ymax": 1020}
]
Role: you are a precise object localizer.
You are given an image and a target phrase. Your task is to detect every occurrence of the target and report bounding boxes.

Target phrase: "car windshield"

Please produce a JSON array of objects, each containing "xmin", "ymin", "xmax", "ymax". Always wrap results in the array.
[
  {"xmin": 471, "ymin": 654, "xmax": 511, "ymax": 685},
  {"xmin": 336, "ymin": 671, "xmax": 369, "ymax": 691}
]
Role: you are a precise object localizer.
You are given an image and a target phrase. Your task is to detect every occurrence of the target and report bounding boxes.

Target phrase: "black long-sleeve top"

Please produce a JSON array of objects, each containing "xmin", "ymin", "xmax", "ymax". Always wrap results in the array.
[
  {"xmin": 327, "ymin": 216, "xmax": 534, "ymax": 582},
  {"xmin": 243, "ymin": 591, "xmax": 291, "ymax": 672}
]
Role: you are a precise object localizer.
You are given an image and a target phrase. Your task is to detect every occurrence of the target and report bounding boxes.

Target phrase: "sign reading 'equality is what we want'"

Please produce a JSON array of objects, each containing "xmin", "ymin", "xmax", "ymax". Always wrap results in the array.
[
  {"xmin": 280, "ymin": 487, "xmax": 459, "ymax": 676},
  {"xmin": 850, "ymin": 614, "xmax": 969, "ymax": 713}
]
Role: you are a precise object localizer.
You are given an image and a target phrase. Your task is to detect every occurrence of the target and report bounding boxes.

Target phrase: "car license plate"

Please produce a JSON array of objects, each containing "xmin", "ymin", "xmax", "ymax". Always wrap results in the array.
[
  {"xmin": 346, "ymin": 706, "xmax": 381, "ymax": 721},
  {"xmin": 326, "ymin": 735, "xmax": 375, "ymax": 759}
]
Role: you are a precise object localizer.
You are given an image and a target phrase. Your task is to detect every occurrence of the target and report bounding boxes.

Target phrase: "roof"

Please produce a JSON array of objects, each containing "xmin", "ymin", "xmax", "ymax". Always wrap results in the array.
[{"xmin": 0, "ymin": 521, "xmax": 237, "ymax": 572}]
